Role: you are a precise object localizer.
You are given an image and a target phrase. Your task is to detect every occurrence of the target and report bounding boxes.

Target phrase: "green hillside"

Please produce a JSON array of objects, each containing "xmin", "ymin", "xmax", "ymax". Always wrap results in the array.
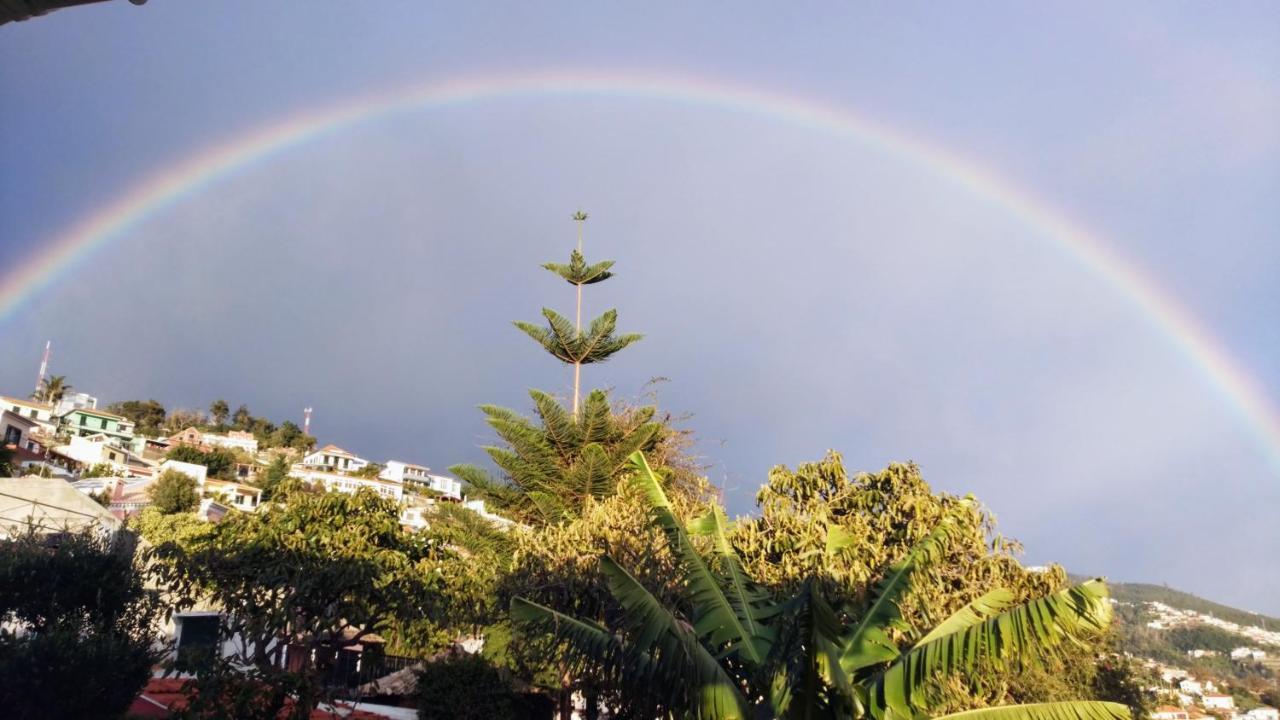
[{"xmin": 1108, "ymin": 582, "xmax": 1280, "ymax": 629}]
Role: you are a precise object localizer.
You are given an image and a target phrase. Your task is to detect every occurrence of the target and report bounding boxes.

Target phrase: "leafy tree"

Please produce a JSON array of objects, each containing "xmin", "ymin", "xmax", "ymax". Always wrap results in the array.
[
  {"xmin": 132, "ymin": 505, "xmax": 215, "ymax": 547},
  {"xmin": 209, "ymin": 399, "xmax": 230, "ymax": 427},
  {"xmin": 0, "ymin": 445, "xmax": 14, "ymax": 477},
  {"xmin": 81, "ymin": 462, "xmax": 122, "ymax": 478},
  {"xmin": 149, "ymin": 468, "xmax": 200, "ymax": 514},
  {"xmin": 0, "ymin": 526, "xmax": 167, "ymax": 720},
  {"xmin": 255, "ymin": 455, "xmax": 291, "ymax": 501},
  {"xmin": 351, "ymin": 462, "xmax": 384, "ymax": 479},
  {"xmin": 30, "ymin": 374, "xmax": 71, "ymax": 405},
  {"xmin": 164, "ymin": 408, "xmax": 209, "ymax": 434},
  {"xmin": 453, "ymin": 389, "xmax": 663, "ymax": 524},
  {"xmin": 269, "ymin": 420, "xmax": 314, "ymax": 451},
  {"xmin": 165, "ymin": 445, "xmax": 237, "ymax": 480},
  {"xmin": 106, "ymin": 399, "xmax": 168, "ymax": 435},
  {"xmin": 452, "ymin": 212, "xmax": 664, "ymax": 525},
  {"xmin": 232, "ymin": 403, "xmax": 252, "ymax": 430},
  {"xmin": 513, "ymin": 452, "xmax": 1131, "ymax": 720},
  {"xmin": 414, "ymin": 653, "xmax": 520, "ymax": 720},
  {"xmin": 149, "ymin": 489, "xmax": 472, "ymax": 717},
  {"xmin": 514, "ymin": 211, "xmax": 641, "ymax": 415}
]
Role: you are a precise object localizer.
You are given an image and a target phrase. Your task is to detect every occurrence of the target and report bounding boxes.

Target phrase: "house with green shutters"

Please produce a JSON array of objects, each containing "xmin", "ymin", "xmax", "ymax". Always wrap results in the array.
[{"xmin": 59, "ymin": 406, "xmax": 137, "ymax": 449}]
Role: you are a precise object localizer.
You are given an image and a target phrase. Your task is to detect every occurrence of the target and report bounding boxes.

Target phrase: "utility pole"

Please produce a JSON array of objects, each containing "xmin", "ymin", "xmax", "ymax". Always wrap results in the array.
[{"xmin": 303, "ymin": 407, "xmax": 313, "ymax": 437}]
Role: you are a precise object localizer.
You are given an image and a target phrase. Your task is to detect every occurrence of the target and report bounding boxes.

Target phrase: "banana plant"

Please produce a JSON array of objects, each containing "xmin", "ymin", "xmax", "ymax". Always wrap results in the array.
[{"xmin": 512, "ymin": 452, "xmax": 1131, "ymax": 720}]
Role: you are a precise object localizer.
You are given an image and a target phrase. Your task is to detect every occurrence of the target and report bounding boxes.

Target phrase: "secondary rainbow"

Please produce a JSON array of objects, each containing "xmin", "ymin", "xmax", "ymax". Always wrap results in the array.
[{"xmin": 3, "ymin": 69, "xmax": 1277, "ymax": 470}]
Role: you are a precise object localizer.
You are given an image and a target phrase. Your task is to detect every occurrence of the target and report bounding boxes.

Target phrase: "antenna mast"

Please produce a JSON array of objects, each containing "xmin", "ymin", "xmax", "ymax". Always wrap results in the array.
[{"xmin": 35, "ymin": 341, "xmax": 51, "ymax": 394}]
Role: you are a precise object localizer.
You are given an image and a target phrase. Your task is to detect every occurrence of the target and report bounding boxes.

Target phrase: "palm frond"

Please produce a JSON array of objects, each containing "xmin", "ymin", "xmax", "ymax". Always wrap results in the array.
[
  {"xmin": 842, "ymin": 504, "xmax": 969, "ymax": 673},
  {"xmin": 629, "ymin": 451, "xmax": 769, "ymax": 667},
  {"xmin": 910, "ymin": 589, "xmax": 1015, "ymax": 649},
  {"xmin": 869, "ymin": 580, "xmax": 1113, "ymax": 719},
  {"xmin": 931, "ymin": 701, "xmax": 1131, "ymax": 720},
  {"xmin": 597, "ymin": 557, "xmax": 752, "ymax": 720}
]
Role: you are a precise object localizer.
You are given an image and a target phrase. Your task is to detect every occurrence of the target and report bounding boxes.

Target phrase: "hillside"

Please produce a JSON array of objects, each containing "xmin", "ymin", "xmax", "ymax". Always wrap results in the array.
[{"xmin": 1109, "ymin": 582, "xmax": 1280, "ymax": 630}]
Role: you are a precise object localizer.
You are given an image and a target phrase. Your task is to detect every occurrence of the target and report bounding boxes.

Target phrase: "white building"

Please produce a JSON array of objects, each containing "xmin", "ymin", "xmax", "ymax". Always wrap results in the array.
[
  {"xmin": 1230, "ymin": 647, "xmax": 1266, "ymax": 662},
  {"xmin": 1187, "ymin": 649, "xmax": 1218, "ymax": 659},
  {"xmin": 1153, "ymin": 708, "xmax": 1189, "ymax": 720},
  {"xmin": 54, "ymin": 391, "xmax": 98, "ymax": 415},
  {"xmin": 1244, "ymin": 708, "xmax": 1278, "ymax": 720},
  {"xmin": 202, "ymin": 430, "xmax": 259, "ymax": 454},
  {"xmin": 1202, "ymin": 695, "xmax": 1234, "ymax": 711},
  {"xmin": 381, "ymin": 461, "xmax": 462, "ymax": 500},
  {"xmin": 289, "ymin": 465, "xmax": 403, "ymax": 502},
  {"xmin": 159, "ymin": 459, "xmax": 209, "ymax": 484},
  {"xmin": 159, "ymin": 459, "xmax": 260, "ymax": 512},
  {"xmin": 463, "ymin": 498, "xmax": 515, "ymax": 529},
  {"xmin": 1179, "ymin": 680, "xmax": 1203, "ymax": 695},
  {"xmin": 301, "ymin": 445, "xmax": 369, "ymax": 473},
  {"xmin": 1, "ymin": 396, "xmax": 59, "ymax": 434},
  {"xmin": 59, "ymin": 434, "xmax": 152, "ymax": 476},
  {"xmin": 2, "ymin": 410, "xmax": 41, "ymax": 452}
]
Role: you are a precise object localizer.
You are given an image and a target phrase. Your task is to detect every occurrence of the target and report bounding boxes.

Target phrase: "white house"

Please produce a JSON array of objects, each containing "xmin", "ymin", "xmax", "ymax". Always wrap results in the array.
[
  {"xmin": 1, "ymin": 396, "xmax": 59, "ymax": 434},
  {"xmin": 1179, "ymin": 679, "xmax": 1203, "ymax": 695},
  {"xmin": 1244, "ymin": 707, "xmax": 1278, "ymax": 720},
  {"xmin": 1230, "ymin": 647, "xmax": 1266, "ymax": 662},
  {"xmin": 54, "ymin": 391, "xmax": 98, "ymax": 415},
  {"xmin": 2, "ymin": 410, "xmax": 41, "ymax": 452},
  {"xmin": 463, "ymin": 498, "xmax": 515, "ymax": 529},
  {"xmin": 202, "ymin": 430, "xmax": 259, "ymax": 454},
  {"xmin": 59, "ymin": 434, "xmax": 152, "ymax": 476},
  {"xmin": 290, "ymin": 464, "xmax": 403, "ymax": 501},
  {"xmin": 381, "ymin": 461, "xmax": 462, "ymax": 500},
  {"xmin": 1202, "ymin": 695, "xmax": 1234, "ymax": 711},
  {"xmin": 159, "ymin": 459, "xmax": 209, "ymax": 484},
  {"xmin": 301, "ymin": 444, "xmax": 369, "ymax": 473},
  {"xmin": 159, "ymin": 459, "xmax": 259, "ymax": 512},
  {"xmin": 1153, "ymin": 708, "xmax": 1189, "ymax": 720},
  {"xmin": 1187, "ymin": 649, "xmax": 1218, "ymax": 659}
]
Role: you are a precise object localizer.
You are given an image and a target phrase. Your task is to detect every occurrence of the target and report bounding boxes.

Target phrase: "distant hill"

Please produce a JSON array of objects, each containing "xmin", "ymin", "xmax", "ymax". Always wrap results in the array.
[
  {"xmin": 1068, "ymin": 576, "xmax": 1280, "ymax": 629},
  {"xmin": 1108, "ymin": 582, "xmax": 1280, "ymax": 630}
]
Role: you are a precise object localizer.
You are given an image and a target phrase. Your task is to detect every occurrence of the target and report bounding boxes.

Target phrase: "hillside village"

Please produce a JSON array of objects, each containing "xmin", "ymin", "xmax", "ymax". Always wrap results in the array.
[
  {"xmin": 1116, "ymin": 599, "xmax": 1280, "ymax": 720},
  {"xmin": 1, "ymin": 377, "xmax": 514, "ymax": 532}
]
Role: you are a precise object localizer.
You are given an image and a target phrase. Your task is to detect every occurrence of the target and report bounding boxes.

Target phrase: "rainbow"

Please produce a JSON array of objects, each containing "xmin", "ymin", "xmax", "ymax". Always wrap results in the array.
[{"xmin": 2, "ymin": 69, "xmax": 1277, "ymax": 470}]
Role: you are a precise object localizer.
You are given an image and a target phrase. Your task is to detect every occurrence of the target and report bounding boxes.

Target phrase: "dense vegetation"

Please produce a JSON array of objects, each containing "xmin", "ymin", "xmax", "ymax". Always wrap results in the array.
[
  {"xmin": 0, "ymin": 528, "xmax": 166, "ymax": 720},
  {"xmin": 104, "ymin": 397, "xmax": 314, "ymax": 451},
  {"xmin": 1105, "ymin": 582, "xmax": 1280, "ymax": 629},
  {"xmin": 3, "ymin": 214, "xmax": 1153, "ymax": 719}
]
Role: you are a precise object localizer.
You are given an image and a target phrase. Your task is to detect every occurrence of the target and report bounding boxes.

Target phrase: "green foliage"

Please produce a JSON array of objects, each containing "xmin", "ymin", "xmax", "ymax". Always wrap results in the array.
[
  {"xmin": 81, "ymin": 462, "xmax": 122, "ymax": 478},
  {"xmin": 148, "ymin": 489, "xmax": 474, "ymax": 714},
  {"xmin": 1165, "ymin": 624, "xmax": 1258, "ymax": 654},
  {"xmin": 452, "ymin": 389, "xmax": 663, "ymax": 523},
  {"xmin": 30, "ymin": 374, "xmax": 71, "ymax": 404},
  {"xmin": 131, "ymin": 505, "xmax": 215, "ymax": 547},
  {"xmin": 166, "ymin": 444, "xmax": 238, "ymax": 480},
  {"xmin": 149, "ymin": 468, "xmax": 201, "ymax": 513},
  {"xmin": 1105, "ymin": 583, "xmax": 1280, "ymax": 629},
  {"xmin": 106, "ymin": 399, "xmax": 168, "ymax": 435},
  {"xmin": 512, "ymin": 452, "xmax": 1127, "ymax": 720},
  {"xmin": 514, "ymin": 307, "xmax": 641, "ymax": 367},
  {"xmin": 209, "ymin": 398, "xmax": 230, "ymax": 427},
  {"xmin": 0, "ymin": 445, "xmax": 14, "ymax": 477},
  {"xmin": 414, "ymin": 653, "xmax": 520, "ymax": 720},
  {"xmin": 255, "ymin": 454, "xmax": 291, "ymax": 501},
  {"xmin": 351, "ymin": 462, "xmax": 384, "ymax": 478},
  {"xmin": 0, "ymin": 526, "xmax": 166, "ymax": 720}
]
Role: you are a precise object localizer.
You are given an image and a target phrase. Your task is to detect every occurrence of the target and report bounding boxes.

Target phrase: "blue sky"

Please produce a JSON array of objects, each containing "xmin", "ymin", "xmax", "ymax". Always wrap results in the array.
[{"xmin": 2, "ymin": 2, "xmax": 1278, "ymax": 612}]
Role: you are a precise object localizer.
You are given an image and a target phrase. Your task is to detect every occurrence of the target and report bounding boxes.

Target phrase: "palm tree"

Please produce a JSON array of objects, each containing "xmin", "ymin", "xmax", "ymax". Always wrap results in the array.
[
  {"xmin": 31, "ymin": 375, "xmax": 71, "ymax": 405},
  {"xmin": 512, "ymin": 452, "xmax": 1131, "ymax": 720}
]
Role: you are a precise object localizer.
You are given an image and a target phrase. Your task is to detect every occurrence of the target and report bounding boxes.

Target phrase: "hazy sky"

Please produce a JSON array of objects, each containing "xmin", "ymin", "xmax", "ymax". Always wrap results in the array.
[{"xmin": 2, "ymin": 2, "xmax": 1278, "ymax": 613}]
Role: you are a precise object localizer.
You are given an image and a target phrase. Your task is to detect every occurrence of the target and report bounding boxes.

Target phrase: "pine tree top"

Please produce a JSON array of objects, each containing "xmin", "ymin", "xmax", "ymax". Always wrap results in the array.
[
  {"xmin": 542, "ymin": 249, "xmax": 614, "ymax": 286},
  {"xmin": 514, "ymin": 308, "xmax": 641, "ymax": 365}
]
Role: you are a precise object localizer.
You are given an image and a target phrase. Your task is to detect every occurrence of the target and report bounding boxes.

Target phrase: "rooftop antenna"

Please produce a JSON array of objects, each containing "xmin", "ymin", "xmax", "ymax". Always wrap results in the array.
[
  {"xmin": 303, "ymin": 407, "xmax": 313, "ymax": 437},
  {"xmin": 35, "ymin": 341, "xmax": 51, "ymax": 394}
]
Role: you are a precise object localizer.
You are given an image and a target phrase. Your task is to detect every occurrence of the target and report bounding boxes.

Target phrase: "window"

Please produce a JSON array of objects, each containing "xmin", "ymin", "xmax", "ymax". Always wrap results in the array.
[
  {"xmin": 79, "ymin": 415, "xmax": 87, "ymax": 426},
  {"xmin": 3, "ymin": 426, "xmax": 21, "ymax": 445},
  {"xmin": 27, "ymin": 409, "xmax": 36, "ymax": 418},
  {"xmin": 175, "ymin": 615, "xmax": 220, "ymax": 668}
]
